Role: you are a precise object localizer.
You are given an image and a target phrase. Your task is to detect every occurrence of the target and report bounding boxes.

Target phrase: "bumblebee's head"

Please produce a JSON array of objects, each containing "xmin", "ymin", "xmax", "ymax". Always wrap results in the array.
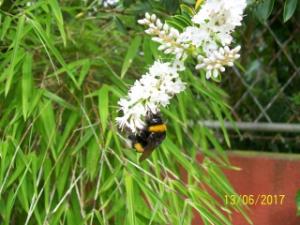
[{"xmin": 148, "ymin": 115, "xmax": 163, "ymax": 125}]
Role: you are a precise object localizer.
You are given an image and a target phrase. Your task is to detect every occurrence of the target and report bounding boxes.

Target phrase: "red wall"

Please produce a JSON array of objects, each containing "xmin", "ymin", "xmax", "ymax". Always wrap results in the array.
[{"xmin": 193, "ymin": 151, "xmax": 300, "ymax": 225}]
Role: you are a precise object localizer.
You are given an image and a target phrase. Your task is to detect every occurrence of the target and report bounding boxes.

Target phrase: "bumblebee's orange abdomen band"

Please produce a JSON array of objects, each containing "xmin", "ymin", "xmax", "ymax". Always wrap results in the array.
[
  {"xmin": 148, "ymin": 124, "xmax": 167, "ymax": 133},
  {"xmin": 134, "ymin": 143, "xmax": 144, "ymax": 153}
]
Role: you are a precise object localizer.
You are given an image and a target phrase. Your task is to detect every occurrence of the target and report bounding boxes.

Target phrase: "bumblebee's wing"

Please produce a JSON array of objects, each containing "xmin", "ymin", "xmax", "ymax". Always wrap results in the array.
[
  {"xmin": 139, "ymin": 132, "xmax": 166, "ymax": 162},
  {"xmin": 139, "ymin": 143, "xmax": 156, "ymax": 162}
]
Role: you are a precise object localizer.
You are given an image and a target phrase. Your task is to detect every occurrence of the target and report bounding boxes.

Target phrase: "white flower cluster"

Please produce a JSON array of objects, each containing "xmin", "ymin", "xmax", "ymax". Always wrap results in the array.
[
  {"xmin": 138, "ymin": 0, "xmax": 247, "ymax": 79},
  {"xmin": 196, "ymin": 46, "xmax": 241, "ymax": 79},
  {"xmin": 117, "ymin": 0, "xmax": 246, "ymax": 133},
  {"xmin": 192, "ymin": 0, "xmax": 246, "ymax": 46},
  {"xmin": 116, "ymin": 61, "xmax": 186, "ymax": 133}
]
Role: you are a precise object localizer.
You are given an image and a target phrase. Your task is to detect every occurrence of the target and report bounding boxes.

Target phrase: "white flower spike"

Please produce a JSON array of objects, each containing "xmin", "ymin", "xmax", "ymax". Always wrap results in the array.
[
  {"xmin": 117, "ymin": 61, "xmax": 186, "ymax": 133},
  {"xmin": 138, "ymin": 14, "xmax": 187, "ymax": 60}
]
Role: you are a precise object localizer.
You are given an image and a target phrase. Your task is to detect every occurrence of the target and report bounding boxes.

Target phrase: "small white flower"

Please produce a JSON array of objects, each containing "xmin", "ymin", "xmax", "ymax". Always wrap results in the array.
[
  {"xmin": 103, "ymin": 0, "xmax": 119, "ymax": 7},
  {"xmin": 26, "ymin": 1, "xmax": 34, "ymax": 6},
  {"xmin": 178, "ymin": 26, "xmax": 210, "ymax": 47},
  {"xmin": 172, "ymin": 59, "xmax": 186, "ymax": 71}
]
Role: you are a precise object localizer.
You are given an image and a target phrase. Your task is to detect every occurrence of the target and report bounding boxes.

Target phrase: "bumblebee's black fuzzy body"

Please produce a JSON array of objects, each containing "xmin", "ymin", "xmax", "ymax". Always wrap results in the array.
[{"xmin": 128, "ymin": 113, "xmax": 166, "ymax": 162}]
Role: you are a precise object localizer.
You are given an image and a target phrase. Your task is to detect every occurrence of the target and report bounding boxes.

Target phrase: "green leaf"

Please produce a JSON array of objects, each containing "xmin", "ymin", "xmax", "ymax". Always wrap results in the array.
[
  {"xmin": 196, "ymin": 190, "xmax": 232, "ymax": 225},
  {"xmin": 125, "ymin": 170, "xmax": 136, "ymax": 225},
  {"xmin": 173, "ymin": 119, "xmax": 183, "ymax": 146},
  {"xmin": 1, "ymin": 16, "xmax": 12, "ymax": 41},
  {"xmin": 105, "ymin": 198, "xmax": 125, "ymax": 221},
  {"xmin": 189, "ymin": 201, "xmax": 224, "ymax": 225},
  {"xmin": 5, "ymin": 15, "xmax": 25, "ymax": 95},
  {"xmin": 6, "ymin": 158, "xmax": 25, "ymax": 189},
  {"xmin": 28, "ymin": 89, "xmax": 43, "ymax": 116},
  {"xmin": 39, "ymin": 100, "xmax": 57, "ymax": 152},
  {"xmin": 86, "ymin": 138, "xmax": 100, "ymax": 179},
  {"xmin": 18, "ymin": 175, "xmax": 30, "ymax": 212},
  {"xmin": 180, "ymin": 4, "xmax": 195, "ymax": 16},
  {"xmin": 114, "ymin": 16, "xmax": 127, "ymax": 34},
  {"xmin": 100, "ymin": 164, "xmax": 122, "ymax": 193},
  {"xmin": 49, "ymin": 203, "xmax": 67, "ymax": 225},
  {"xmin": 43, "ymin": 89, "xmax": 77, "ymax": 111},
  {"xmin": 211, "ymin": 102, "xmax": 231, "ymax": 147},
  {"xmin": 121, "ymin": 36, "xmax": 142, "ymax": 78},
  {"xmin": 255, "ymin": 0, "xmax": 275, "ymax": 21},
  {"xmin": 57, "ymin": 157, "xmax": 71, "ymax": 198},
  {"xmin": 166, "ymin": 15, "xmax": 192, "ymax": 31},
  {"xmin": 142, "ymin": 37, "xmax": 154, "ymax": 65},
  {"xmin": 57, "ymin": 112, "xmax": 79, "ymax": 152},
  {"xmin": 96, "ymin": 57, "xmax": 127, "ymax": 92},
  {"xmin": 164, "ymin": 139, "xmax": 194, "ymax": 173},
  {"xmin": 22, "ymin": 53, "xmax": 33, "ymax": 119},
  {"xmin": 29, "ymin": 17, "xmax": 79, "ymax": 89},
  {"xmin": 48, "ymin": 0, "xmax": 67, "ymax": 46},
  {"xmin": 43, "ymin": 158, "xmax": 52, "ymax": 209},
  {"xmin": 72, "ymin": 129, "xmax": 93, "ymax": 154},
  {"xmin": 163, "ymin": 0, "xmax": 180, "ymax": 13},
  {"xmin": 4, "ymin": 191, "xmax": 14, "ymax": 225},
  {"xmin": 98, "ymin": 85, "xmax": 110, "ymax": 132},
  {"xmin": 78, "ymin": 59, "xmax": 91, "ymax": 87},
  {"xmin": 283, "ymin": 0, "xmax": 298, "ymax": 22}
]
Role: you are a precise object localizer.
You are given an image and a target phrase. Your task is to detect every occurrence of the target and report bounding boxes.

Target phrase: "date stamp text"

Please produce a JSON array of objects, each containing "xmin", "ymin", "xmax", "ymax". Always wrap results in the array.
[{"xmin": 224, "ymin": 194, "xmax": 286, "ymax": 206}]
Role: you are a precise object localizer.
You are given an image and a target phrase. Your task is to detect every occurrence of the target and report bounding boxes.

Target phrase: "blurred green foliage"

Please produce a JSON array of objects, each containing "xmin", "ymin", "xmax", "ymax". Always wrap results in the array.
[{"xmin": 253, "ymin": 0, "xmax": 298, "ymax": 22}]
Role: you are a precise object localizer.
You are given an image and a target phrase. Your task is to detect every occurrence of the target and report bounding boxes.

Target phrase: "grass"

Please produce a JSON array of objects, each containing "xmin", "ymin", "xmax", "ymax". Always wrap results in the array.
[{"xmin": 0, "ymin": 1, "xmax": 250, "ymax": 224}]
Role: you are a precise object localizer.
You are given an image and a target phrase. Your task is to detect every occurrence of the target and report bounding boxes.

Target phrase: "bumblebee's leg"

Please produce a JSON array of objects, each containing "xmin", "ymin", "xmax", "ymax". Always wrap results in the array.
[
  {"xmin": 133, "ymin": 143, "xmax": 144, "ymax": 153},
  {"xmin": 128, "ymin": 134, "xmax": 145, "ymax": 153}
]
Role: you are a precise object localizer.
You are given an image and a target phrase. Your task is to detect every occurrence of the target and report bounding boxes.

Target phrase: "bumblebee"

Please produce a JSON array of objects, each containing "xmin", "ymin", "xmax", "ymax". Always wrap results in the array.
[{"xmin": 128, "ymin": 112, "xmax": 166, "ymax": 162}]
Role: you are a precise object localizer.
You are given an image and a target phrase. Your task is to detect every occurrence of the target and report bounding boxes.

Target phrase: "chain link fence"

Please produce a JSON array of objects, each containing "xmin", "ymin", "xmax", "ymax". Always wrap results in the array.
[{"xmin": 217, "ymin": 2, "xmax": 300, "ymax": 152}]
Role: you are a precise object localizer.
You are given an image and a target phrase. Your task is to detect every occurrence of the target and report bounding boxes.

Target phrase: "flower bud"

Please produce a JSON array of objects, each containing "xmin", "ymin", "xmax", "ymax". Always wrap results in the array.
[
  {"xmin": 163, "ymin": 23, "xmax": 169, "ymax": 31},
  {"xmin": 156, "ymin": 19, "xmax": 163, "ymax": 29},
  {"xmin": 145, "ymin": 12, "xmax": 151, "ymax": 19},
  {"xmin": 151, "ymin": 14, "xmax": 157, "ymax": 21}
]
